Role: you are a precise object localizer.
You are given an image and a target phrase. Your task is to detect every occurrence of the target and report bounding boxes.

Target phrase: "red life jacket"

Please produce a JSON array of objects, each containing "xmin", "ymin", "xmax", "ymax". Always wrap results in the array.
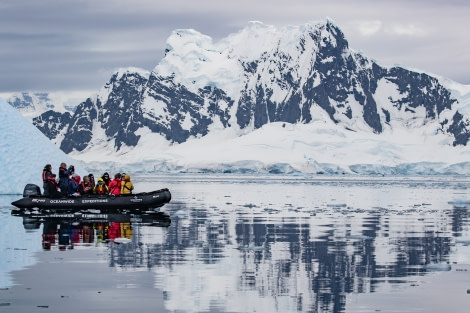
[
  {"xmin": 42, "ymin": 169, "xmax": 52, "ymax": 183},
  {"xmin": 80, "ymin": 182, "xmax": 92, "ymax": 194}
]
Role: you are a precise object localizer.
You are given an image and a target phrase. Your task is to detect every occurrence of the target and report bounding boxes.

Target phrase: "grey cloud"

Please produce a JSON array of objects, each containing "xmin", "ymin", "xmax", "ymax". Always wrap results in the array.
[{"xmin": 0, "ymin": 0, "xmax": 469, "ymax": 95}]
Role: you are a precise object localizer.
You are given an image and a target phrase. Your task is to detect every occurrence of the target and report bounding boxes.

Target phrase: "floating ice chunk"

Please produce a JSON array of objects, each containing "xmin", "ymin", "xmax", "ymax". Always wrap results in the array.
[
  {"xmin": 425, "ymin": 263, "xmax": 451, "ymax": 271},
  {"xmin": 455, "ymin": 238, "xmax": 470, "ymax": 245},
  {"xmin": 174, "ymin": 209, "xmax": 189, "ymax": 218},
  {"xmin": 114, "ymin": 238, "xmax": 132, "ymax": 244},
  {"xmin": 242, "ymin": 203, "xmax": 257, "ymax": 208},
  {"xmin": 448, "ymin": 199, "xmax": 470, "ymax": 208},
  {"xmin": 326, "ymin": 203, "xmax": 347, "ymax": 208}
]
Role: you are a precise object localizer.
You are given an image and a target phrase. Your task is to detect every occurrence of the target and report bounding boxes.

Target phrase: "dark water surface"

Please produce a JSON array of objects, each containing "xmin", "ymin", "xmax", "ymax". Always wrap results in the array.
[{"xmin": 1, "ymin": 175, "xmax": 470, "ymax": 312}]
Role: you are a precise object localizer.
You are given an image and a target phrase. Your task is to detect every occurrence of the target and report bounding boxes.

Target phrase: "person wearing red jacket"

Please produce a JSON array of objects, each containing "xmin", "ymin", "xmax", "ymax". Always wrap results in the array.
[{"xmin": 108, "ymin": 173, "xmax": 122, "ymax": 196}]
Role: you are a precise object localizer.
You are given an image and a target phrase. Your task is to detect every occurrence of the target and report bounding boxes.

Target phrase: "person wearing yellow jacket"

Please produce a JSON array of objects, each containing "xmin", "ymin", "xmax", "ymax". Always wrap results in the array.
[
  {"xmin": 93, "ymin": 177, "xmax": 109, "ymax": 195},
  {"xmin": 120, "ymin": 174, "xmax": 134, "ymax": 195}
]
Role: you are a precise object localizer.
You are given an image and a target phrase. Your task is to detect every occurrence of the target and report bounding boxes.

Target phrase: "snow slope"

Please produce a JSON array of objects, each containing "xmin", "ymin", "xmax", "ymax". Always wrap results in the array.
[
  {"xmin": 70, "ymin": 116, "xmax": 470, "ymax": 177},
  {"xmin": 0, "ymin": 99, "xmax": 86, "ymax": 194}
]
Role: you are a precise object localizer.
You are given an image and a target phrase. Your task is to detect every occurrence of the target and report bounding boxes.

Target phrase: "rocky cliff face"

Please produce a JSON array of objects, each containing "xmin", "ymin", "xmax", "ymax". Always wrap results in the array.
[{"xmin": 8, "ymin": 20, "xmax": 470, "ymax": 154}]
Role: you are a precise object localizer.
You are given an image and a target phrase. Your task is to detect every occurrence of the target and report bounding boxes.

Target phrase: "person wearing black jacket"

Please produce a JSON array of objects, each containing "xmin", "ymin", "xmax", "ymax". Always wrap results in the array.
[
  {"xmin": 101, "ymin": 172, "xmax": 111, "ymax": 186},
  {"xmin": 42, "ymin": 164, "xmax": 54, "ymax": 196},
  {"xmin": 45, "ymin": 174, "xmax": 62, "ymax": 198}
]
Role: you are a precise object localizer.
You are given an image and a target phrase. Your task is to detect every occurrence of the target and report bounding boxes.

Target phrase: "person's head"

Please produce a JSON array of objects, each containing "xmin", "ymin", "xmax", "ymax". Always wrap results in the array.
[
  {"xmin": 72, "ymin": 173, "xmax": 80, "ymax": 182},
  {"xmin": 103, "ymin": 172, "xmax": 109, "ymax": 180},
  {"xmin": 83, "ymin": 176, "xmax": 90, "ymax": 184},
  {"xmin": 60, "ymin": 162, "xmax": 66, "ymax": 168},
  {"xmin": 114, "ymin": 173, "xmax": 121, "ymax": 179},
  {"xmin": 44, "ymin": 164, "xmax": 52, "ymax": 171},
  {"xmin": 97, "ymin": 177, "xmax": 104, "ymax": 185},
  {"xmin": 123, "ymin": 174, "xmax": 131, "ymax": 181}
]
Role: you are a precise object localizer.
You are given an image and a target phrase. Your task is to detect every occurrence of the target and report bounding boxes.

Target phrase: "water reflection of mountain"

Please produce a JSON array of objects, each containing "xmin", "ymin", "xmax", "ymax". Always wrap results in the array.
[
  {"xmin": 13, "ymin": 201, "xmax": 466, "ymax": 313},
  {"xmin": 100, "ymin": 202, "xmax": 463, "ymax": 313}
]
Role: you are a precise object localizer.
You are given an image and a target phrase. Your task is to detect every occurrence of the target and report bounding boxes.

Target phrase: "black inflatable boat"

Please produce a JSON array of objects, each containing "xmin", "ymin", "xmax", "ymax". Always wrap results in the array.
[{"xmin": 11, "ymin": 183, "xmax": 172, "ymax": 211}]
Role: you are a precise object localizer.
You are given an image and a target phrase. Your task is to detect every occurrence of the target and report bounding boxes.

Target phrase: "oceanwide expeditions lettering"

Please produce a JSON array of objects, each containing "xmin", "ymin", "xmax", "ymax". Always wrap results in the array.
[
  {"xmin": 82, "ymin": 199, "xmax": 109, "ymax": 204},
  {"xmin": 49, "ymin": 199, "xmax": 75, "ymax": 204},
  {"xmin": 48, "ymin": 199, "xmax": 109, "ymax": 204}
]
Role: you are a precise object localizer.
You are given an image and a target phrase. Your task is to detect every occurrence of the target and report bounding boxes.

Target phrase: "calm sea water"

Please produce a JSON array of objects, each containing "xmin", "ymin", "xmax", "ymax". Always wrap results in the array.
[{"xmin": 1, "ymin": 175, "xmax": 470, "ymax": 313}]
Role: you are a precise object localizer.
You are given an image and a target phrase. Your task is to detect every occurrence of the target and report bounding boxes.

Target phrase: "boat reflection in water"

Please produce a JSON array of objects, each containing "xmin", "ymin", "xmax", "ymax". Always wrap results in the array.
[{"xmin": 12, "ymin": 209, "xmax": 171, "ymax": 250}]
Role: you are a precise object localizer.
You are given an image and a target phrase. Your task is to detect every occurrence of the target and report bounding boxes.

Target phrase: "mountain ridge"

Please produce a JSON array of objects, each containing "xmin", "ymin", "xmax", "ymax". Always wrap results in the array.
[{"xmin": 6, "ymin": 19, "xmax": 470, "ymax": 174}]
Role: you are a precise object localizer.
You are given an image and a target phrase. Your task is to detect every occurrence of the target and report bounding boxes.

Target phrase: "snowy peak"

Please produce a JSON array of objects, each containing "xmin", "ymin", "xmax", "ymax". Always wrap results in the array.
[
  {"xmin": 6, "ymin": 91, "xmax": 75, "ymax": 144},
  {"xmin": 165, "ymin": 28, "xmax": 213, "ymax": 54},
  {"xmin": 156, "ymin": 20, "xmax": 347, "ymax": 100},
  {"xmin": 158, "ymin": 27, "xmax": 242, "ymax": 99},
  {"xmin": 221, "ymin": 20, "xmax": 344, "ymax": 61},
  {"xmin": 7, "ymin": 92, "xmax": 61, "ymax": 120},
  {"xmin": 222, "ymin": 21, "xmax": 281, "ymax": 60}
]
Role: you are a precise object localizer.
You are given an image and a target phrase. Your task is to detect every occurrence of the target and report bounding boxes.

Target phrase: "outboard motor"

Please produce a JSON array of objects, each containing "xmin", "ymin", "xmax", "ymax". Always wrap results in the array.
[{"xmin": 23, "ymin": 184, "xmax": 41, "ymax": 197}]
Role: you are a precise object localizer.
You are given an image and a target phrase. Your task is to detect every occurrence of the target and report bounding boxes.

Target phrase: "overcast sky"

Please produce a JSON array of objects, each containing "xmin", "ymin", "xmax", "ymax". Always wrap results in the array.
[{"xmin": 1, "ymin": 0, "xmax": 469, "ymax": 104}]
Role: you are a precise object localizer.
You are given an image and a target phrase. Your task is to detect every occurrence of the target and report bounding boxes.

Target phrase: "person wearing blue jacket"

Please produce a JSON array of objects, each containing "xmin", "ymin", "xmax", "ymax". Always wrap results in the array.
[
  {"xmin": 68, "ymin": 174, "xmax": 80, "ymax": 196},
  {"xmin": 59, "ymin": 162, "xmax": 74, "ymax": 195}
]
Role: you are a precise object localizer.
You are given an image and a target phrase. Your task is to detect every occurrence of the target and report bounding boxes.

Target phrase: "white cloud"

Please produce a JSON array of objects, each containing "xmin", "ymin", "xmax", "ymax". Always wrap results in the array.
[
  {"xmin": 354, "ymin": 21, "xmax": 428, "ymax": 38},
  {"xmin": 1, "ymin": 0, "xmax": 470, "ymax": 94},
  {"xmin": 356, "ymin": 20, "xmax": 382, "ymax": 36},
  {"xmin": 388, "ymin": 24, "xmax": 428, "ymax": 37}
]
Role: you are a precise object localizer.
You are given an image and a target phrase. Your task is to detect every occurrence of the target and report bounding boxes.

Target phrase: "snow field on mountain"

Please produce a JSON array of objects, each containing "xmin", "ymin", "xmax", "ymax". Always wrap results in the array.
[{"xmin": 68, "ymin": 116, "xmax": 470, "ymax": 176}]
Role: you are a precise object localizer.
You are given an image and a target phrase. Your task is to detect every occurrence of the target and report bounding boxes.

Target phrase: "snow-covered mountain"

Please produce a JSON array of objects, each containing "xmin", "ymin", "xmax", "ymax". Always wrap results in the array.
[
  {"xmin": 8, "ymin": 20, "xmax": 470, "ymax": 175},
  {"xmin": 6, "ymin": 92, "xmax": 74, "ymax": 144},
  {"xmin": 6, "ymin": 92, "xmax": 75, "ymax": 118},
  {"xmin": 7, "ymin": 92, "xmax": 57, "ymax": 119}
]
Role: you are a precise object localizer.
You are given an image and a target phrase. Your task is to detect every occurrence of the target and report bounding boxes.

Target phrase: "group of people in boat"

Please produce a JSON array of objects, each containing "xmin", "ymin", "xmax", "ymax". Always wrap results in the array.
[{"xmin": 42, "ymin": 163, "xmax": 134, "ymax": 198}]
